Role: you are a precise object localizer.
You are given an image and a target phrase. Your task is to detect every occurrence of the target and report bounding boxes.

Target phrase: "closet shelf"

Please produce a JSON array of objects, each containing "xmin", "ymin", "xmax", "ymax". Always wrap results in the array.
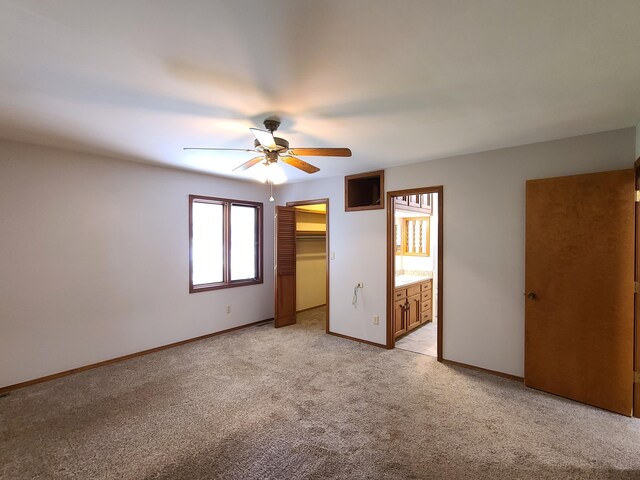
[{"xmin": 296, "ymin": 230, "xmax": 326, "ymax": 239}]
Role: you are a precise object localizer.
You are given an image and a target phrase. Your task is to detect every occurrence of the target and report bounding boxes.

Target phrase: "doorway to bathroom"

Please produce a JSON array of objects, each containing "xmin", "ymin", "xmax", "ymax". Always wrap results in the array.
[{"xmin": 386, "ymin": 187, "xmax": 443, "ymax": 359}]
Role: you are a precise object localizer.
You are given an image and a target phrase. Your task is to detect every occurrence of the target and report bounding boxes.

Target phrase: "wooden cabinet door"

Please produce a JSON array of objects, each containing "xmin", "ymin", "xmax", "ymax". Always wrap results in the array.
[
  {"xmin": 525, "ymin": 169, "xmax": 634, "ymax": 415},
  {"xmin": 394, "ymin": 299, "xmax": 406, "ymax": 337},
  {"xmin": 406, "ymin": 294, "xmax": 421, "ymax": 331},
  {"xmin": 408, "ymin": 194, "xmax": 421, "ymax": 208},
  {"xmin": 395, "ymin": 196, "xmax": 409, "ymax": 207},
  {"xmin": 419, "ymin": 194, "xmax": 432, "ymax": 214}
]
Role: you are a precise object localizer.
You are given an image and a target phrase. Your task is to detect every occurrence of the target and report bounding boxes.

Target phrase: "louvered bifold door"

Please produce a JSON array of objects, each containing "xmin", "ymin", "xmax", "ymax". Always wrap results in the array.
[{"xmin": 275, "ymin": 206, "xmax": 296, "ymax": 327}]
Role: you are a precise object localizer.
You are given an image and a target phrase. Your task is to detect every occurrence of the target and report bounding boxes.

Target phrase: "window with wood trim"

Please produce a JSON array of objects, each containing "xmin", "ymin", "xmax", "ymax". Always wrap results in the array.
[
  {"xmin": 396, "ymin": 217, "xmax": 430, "ymax": 256},
  {"xmin": 189, "ymin": 195, "xmax": 263, "ymax": 292}
]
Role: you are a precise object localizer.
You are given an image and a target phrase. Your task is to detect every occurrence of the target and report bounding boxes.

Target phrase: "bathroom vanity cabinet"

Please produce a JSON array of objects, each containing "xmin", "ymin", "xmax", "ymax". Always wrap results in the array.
[{"xmin": 393, "ymin": 278, "xmax": 433, "ymax": 339}]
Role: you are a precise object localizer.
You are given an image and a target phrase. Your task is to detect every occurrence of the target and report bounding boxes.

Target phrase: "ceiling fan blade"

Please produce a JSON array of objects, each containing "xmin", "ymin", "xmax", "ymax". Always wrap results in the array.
[
  {"xmin": 233, "ymin": 156, "xmax": 265, "ymax": 171},
  {"xmin": 250, "ymin": 128, "xmax": 277, "ymax": 149},
  {"xmin": 281, "ymin": 155, "xmax": 320, "ymax": 174},
  {"xmin": 288, "ymin": 148, "xmax": 352, "ymax": 157},
  {"xmin": 183, "ymin": 147, "xmax": 257, "ymax": 152}
]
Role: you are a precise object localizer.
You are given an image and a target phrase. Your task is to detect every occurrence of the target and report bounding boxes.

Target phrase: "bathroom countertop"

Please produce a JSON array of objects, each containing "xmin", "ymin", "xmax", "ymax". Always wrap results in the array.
[{"xmin": 395, "ymin": 274, "xmax": 433, "ymax": 288}]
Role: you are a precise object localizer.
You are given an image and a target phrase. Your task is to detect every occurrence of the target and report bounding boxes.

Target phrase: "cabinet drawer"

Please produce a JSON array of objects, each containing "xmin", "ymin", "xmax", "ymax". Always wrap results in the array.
[
  {"xmin": 421, "ymin": 299, "xmax": 432, "ymax": 314},
  {"xmin": 407, "ymin": 284, "xmax": 421, "ymax": 297},
  {"xmin": 421, "ymin": 311, "xmax": 433, "ymax": 322},
  {"xmin": 421, "ymin": 280, "xmax": 433, "ymax": 292},
  {"xmin": 421, "ymin": 290, "xmax": 432, "ymax": 302},
  {"xmin": 394, "ymin": 289, "xmax": 406, "ymax": 301}
]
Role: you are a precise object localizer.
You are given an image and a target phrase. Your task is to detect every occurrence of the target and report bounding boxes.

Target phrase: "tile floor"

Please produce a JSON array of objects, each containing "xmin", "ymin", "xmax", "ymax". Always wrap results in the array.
[{"xmin": 395, "ymin": 319, "xmax": 438, "ymax": 357}]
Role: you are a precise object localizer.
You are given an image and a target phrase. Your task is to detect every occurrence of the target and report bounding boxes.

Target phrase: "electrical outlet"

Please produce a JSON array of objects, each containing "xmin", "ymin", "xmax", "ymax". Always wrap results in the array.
[
  {"xmin": 373, "ymin": 315, "xmax": 379, "ymax": 325},
  {"xmin": 226, "ymin": 306, "xmax": 231, "ymax": 314},
  {"xmin": 330, "ymin": 252, "xmax": 335, "ymax": 260}
]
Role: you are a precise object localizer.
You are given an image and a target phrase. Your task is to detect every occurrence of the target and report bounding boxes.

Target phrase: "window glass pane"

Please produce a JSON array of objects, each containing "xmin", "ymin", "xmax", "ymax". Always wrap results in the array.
[
  {"xmin": 230, "ymin": 205, "xmax": 257, "ymax": 280},
  {"xmin": 192, "ymin": 202, "xmax": 223, "ymax": 285}
]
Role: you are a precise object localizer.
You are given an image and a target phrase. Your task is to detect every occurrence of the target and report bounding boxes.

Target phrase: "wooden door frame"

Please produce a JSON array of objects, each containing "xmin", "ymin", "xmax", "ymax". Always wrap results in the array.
[
  {"xmin": 635, "ymin": 158, "xmax": 640, "ymax": 418},
  {"xmin": 286, "ymin": 198, "xmax": 330, "ymax": 334},
  {"xmin": 386, "ymin": 186, "xmax": 444, "ymax": 361}
]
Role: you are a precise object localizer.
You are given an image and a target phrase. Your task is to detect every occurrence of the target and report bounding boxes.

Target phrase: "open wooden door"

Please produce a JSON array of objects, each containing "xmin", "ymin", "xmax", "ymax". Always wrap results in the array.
[
  {"xmin": 635, "ymin": 159, "xmax": 640, "ymax": 418},
  {"xmin": 274, "ymin": 206, "xmax": 296, "ymax": 328},
  {"xmin": 525, "ymin": 169, "xmax": 635, "ymax": 415}
]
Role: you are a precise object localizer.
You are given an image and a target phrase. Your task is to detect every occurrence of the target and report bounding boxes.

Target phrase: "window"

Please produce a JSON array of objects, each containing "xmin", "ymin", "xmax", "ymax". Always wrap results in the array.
[
  {"xmin": 396, "ymin": 217, "xmax": 430, "ymax": 256},
  {"xmin": 189, "ymin": 195, "xmax": 263, "ymax": 292}
]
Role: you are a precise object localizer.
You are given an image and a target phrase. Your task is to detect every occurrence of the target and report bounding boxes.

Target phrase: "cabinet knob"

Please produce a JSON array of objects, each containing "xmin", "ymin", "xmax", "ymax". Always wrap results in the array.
[{"xmin": 525, "ymin": 291, "xmax": 537, "ymax": 300}]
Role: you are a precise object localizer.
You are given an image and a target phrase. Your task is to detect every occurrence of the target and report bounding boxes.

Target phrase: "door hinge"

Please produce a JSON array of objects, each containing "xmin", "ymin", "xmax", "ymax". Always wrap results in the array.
[
  {"xmin": 635, "ymin": 282, "xmax": 640, "ymax": 294},
  {"xmin": 634, "ymin": 371, "xmax": 640, "ymax": 384},
  {"xmin": 635, "ymin": 190, "xmax": 640, "ymax": 202}
]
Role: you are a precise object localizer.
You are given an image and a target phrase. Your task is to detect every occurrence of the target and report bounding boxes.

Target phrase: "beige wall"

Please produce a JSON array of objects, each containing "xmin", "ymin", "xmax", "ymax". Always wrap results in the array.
[
  {"xmin": 0, "ymin": 140, "xmax": 275, "ymax": 388},
  {"xmin": 277, "ymin": 128, "xmax": 635, "ymax": 376}
]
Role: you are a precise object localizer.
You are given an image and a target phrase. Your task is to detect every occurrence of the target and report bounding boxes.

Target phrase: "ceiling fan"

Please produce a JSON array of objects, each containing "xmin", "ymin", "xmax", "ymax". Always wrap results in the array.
[{"xmin": 183, "ymin": 117, "xmax": 352, "ymax": 184}]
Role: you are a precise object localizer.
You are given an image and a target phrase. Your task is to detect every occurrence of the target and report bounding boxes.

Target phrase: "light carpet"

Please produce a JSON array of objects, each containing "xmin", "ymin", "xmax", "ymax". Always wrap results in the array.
[{"xmin": 1, "ymin": 307, "xmax": 640, "ymax": 479}]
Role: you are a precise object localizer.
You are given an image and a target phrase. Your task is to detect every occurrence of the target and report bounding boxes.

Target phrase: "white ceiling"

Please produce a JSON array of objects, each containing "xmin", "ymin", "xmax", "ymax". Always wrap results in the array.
[{"xmin": 1, "ymin": 0, "xmax": 640, "ymax": 183}]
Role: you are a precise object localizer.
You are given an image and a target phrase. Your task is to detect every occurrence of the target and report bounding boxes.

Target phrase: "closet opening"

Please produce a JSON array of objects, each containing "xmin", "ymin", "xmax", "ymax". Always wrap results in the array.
[
  {"xmin": 284, "ymin": 199, "xmax": 329, "ymax": 332},
  {"xmin": 386, "ymin": 187, "xmax": 443, "ymax": 359}
]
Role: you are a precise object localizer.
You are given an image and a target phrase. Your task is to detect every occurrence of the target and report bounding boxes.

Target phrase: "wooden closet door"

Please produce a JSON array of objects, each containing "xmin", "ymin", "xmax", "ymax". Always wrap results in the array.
[
  {"xmin": 274, "ymin": 206, "xmax": 296, "ymax": 328},
  {"xmin": 525, "ymin": 169, "xmax": 634, "ymax": 415}
]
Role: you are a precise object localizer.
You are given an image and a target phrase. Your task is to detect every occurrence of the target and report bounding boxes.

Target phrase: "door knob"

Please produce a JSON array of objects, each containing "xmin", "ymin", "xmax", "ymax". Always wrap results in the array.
[{"xmin": 525, "ymin": 291, "xmax": 537, "ymax": 300}]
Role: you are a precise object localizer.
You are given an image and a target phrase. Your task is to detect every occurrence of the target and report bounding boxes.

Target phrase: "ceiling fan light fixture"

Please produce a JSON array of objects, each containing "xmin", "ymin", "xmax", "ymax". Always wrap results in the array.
[
  {"xmin": 251, "ymin": 161, "xmax": 287, "ymax": 185},
  {"xmin": 265, "ymin": 162, "xmax": 287, "ymax": 185}
]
